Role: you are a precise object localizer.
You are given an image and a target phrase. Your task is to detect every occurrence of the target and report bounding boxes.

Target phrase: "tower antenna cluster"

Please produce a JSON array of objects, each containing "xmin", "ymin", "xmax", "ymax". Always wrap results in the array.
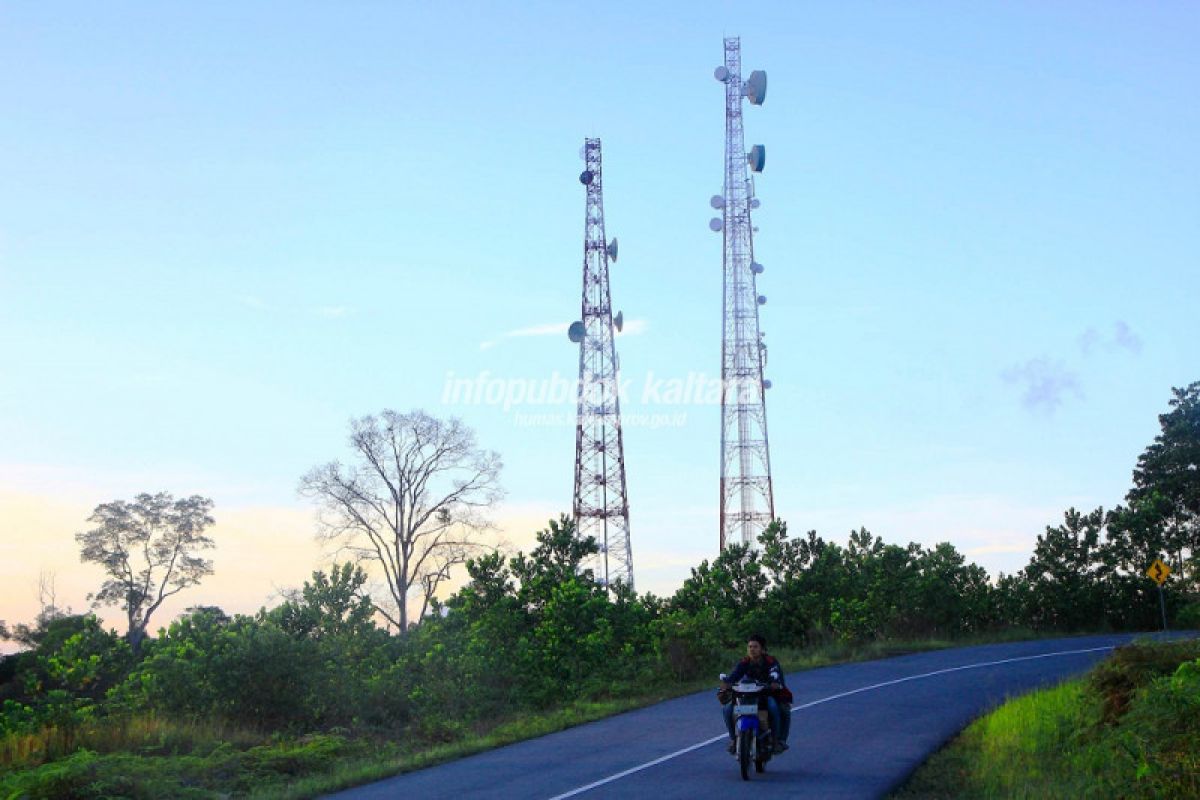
[
  {"xmin": 569, "ymin": 138, "xmax": 633, "ymax": 588},
  {"xmin": 563, "ymin": 39, "xmax": 778, "ymax": 585},
  {"xmin": 712, "ymin": 37, "xmax": 776, "ymax": 549}
]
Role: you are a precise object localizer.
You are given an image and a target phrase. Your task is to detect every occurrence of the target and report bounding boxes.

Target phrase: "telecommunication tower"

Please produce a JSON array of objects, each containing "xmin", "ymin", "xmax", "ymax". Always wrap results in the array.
[
  {"xmin": 569, "ymin": 138, "xmax": 633, "ymax": 588},
  {"xmin": 711, "ymin": 38, "xmax": 775, "ymax": 549}
]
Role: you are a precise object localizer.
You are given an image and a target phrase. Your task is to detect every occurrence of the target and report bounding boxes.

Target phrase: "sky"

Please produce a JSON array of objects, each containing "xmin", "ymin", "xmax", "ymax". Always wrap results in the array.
[{"xmin": 2, "ymin": 2, "xmax": 1197, "ymax": 649}]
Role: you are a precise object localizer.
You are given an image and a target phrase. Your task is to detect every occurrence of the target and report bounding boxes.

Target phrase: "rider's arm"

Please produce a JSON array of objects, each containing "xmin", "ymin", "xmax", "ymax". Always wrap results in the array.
[
  {"xmin": 767, "ymin": 656, "xmax": 785, "ymax": 690},
  {"xmin": 724, "ymin": 660, "xmax": 747, "ymax": 686}
]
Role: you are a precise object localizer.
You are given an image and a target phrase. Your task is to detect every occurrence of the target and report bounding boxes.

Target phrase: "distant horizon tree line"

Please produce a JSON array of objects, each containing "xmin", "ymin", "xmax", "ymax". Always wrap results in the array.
[{"xmin": 3, "ymin": 381, "xmax": 1198, "ymax": 655}]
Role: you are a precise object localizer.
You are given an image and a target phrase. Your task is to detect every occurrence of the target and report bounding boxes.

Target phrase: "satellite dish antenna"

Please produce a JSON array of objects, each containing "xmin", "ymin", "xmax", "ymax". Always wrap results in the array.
[
  {"xmin": 710, "ymin": 194, "xmax": 726, "ymax": 210},
  {"xmin": 607, "ymin": 238, "xmax": 618, "ymax": 261},
  {"xmin": 763, "ymin": 379, "xmax": 773, "ymax": 390},
  {"xmin": 709, "ymin": 217, "xmax": 723, "ymax": 232},
  {"xmin": 614, "ymin": 310, "xmax": 624, "ymax": 332},
  {"xmin": 747, "ymin": 145, "xmax": 766, "ymax": 173},
  {"xmin": 745, "ymin": 70, "xmax": 767, "ymax": 105},
  {"xmin": 580, "ymin": 170, "xmax": 594, "ymax": 185},
  {"xmin": 714, "ymin": 65, "xmax": 730, "ymax": 82},
  {"xmin": 750, "ymin": 198, "xmax": 761, "ymax": 209},
  {"xmin": 751, "ymin": 262, "xmax": 764, "ymax": 274},
  {"xmin": 568, "ymin": 321, "xmax": 585, "ymax": 343},
  {"xmin": 757, "ymin": 295, "xmax": 767, "ymax": 305}
]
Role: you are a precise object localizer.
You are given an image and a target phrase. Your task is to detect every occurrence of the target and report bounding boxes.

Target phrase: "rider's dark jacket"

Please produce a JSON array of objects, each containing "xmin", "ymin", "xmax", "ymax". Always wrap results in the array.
[{"xmin": 726, "ymin": 654, "xmax": 792, "ymax": 704}]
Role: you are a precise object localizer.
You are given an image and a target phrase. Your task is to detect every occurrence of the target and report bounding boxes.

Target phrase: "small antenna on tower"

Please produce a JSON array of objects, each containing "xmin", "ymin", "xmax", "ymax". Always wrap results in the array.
[{"xmin": 744, "ymin": 70, "xmax": 768, "ymax": 105}]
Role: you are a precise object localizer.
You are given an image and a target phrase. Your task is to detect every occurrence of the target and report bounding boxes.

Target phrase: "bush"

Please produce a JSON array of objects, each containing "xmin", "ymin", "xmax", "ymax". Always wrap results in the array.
[
  {"xmin": 1176, "ymin": 602, "xmax": 1200, "ymax": 629},
  {"xmin": 1088, "ymin": 638, "xmax": 1200, "ymax": 722},
  {"xmin": 0, "ymin": 749, "xmax": 218, "ymax": 799}
]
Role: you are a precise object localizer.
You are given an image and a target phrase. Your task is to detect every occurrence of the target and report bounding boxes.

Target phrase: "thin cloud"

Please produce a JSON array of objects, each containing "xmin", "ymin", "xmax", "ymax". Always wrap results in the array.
[
  {"xmin": 1112, "ymin": 321, "xmax": 1142, "ymax": 354},
  {"xmin": 1079, "ymin": 321, "xmax": 1142, "ymax": 356},
  {"xmin": 479, "ymin": 319, "xmax": 648, "ymax": 351},
  {"xmin": 316, "ymin": 306, "xmax": 351, "ymax": 319},
  {"xmin": 507, "ymin": 323, "xmax": 570, "ymax": 338},
  {"xmin": 1002, "ymin": 357, "xmax": 1083, "ymax": 414}
]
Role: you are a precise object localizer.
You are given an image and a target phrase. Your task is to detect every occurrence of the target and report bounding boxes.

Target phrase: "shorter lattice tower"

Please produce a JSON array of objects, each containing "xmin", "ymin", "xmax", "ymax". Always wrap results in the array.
[
  {"xmin": 711, "ymin": 37, "xmax": 776, "ymax": 550},
  {"xmin": 569, "ymin": 138, "xmax": 633, "ymax": 588}
]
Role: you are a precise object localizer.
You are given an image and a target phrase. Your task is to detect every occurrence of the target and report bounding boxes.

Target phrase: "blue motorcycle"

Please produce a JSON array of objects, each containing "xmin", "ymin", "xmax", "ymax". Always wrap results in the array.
[{"xmin": 722, "ymin": 674, "xmax": 774, "ymax": 780}]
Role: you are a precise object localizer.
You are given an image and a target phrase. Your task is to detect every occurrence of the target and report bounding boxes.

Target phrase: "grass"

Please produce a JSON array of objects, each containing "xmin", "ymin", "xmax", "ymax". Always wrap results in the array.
[
  {"xmin": 893, "ymin": 637, "xmax": 1200, "ymax": 799},
  {"xmin": 0, "ymin": 714, "xmax": 264, "ymax": 769},
  {"xmin": 0, "ymin": 629, "xmax": 1088, "ymax": 799}
]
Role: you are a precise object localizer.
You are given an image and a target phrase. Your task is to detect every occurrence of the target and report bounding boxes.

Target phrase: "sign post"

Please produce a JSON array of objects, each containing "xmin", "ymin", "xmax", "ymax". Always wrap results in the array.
[{"xmin": 1146, "ymin": 559, "xmax": 1172, "ymax": 632}]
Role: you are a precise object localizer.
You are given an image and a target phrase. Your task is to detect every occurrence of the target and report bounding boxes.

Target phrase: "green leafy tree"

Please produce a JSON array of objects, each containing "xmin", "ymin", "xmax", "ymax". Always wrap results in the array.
[
  {"xmin": 115, "ymin": 607, "xmax": 322, "ymax": 728},
  {"xmin": 509, "ymin": 515, "xmax": 598, "ymax": 612},
  {"xmin": 75, "ymin": 493, "xmax": 215, "ymax": 652},
  {"xmin": 271, "ymin": 563, "xmax": 378, "ymax": 641},
  {"xmin": 1128, "ymin": 382, "xmax": 1200, "ymax": 591},
  {"xmin": 1022, "ymin": 507, "xmax": 1108, "ymax": 630},
  {"xmin": 3, "ymin": 615, "xmax": 130, "ymax": 703},
  {"xmin": 753, "ymin": 521, "xmax": 813, "ymax": 646}
]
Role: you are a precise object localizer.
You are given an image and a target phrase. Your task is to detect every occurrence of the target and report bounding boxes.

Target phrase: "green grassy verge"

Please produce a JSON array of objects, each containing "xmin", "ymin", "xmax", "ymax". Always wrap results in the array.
[
  {"xmin": 893, "ymin": 637, "xmax": 1200, "ymax": 799},
  {"xmin": 0, "ymin": 629, "xmax": 1068, "ymax": 800}
]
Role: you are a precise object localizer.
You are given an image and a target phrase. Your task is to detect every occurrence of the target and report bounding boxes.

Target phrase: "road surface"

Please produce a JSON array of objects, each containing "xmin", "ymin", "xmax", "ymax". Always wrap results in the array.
[{"xmin": 327, "ymin": 633, "xmax": 1186, "ymax": 799}]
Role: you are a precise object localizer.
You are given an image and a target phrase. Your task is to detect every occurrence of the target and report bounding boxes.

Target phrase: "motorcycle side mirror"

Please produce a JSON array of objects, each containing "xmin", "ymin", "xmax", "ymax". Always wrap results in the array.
[{"xmin": 719, "ymin": 673, "xmax": 728, "ymax": 682}]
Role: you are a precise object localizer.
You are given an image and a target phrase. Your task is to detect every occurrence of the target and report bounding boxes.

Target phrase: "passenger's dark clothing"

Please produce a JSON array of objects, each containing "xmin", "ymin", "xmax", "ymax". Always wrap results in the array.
[{"xmin": 723, "ymin": 653, "xmax": 792, "ymax": 743}]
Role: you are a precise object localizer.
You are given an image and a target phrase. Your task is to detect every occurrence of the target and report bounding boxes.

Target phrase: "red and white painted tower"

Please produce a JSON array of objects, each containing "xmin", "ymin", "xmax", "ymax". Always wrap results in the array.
[
  {"xmin": 712, "ymin": 38, "xmax": 775, "ymax": 549},
  {"xmin": 569, "ymin": 138, "xmax": 633, "ymax": 588}
]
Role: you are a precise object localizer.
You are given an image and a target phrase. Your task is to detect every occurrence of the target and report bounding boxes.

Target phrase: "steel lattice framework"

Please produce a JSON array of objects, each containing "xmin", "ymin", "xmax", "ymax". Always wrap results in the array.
[
  {"xmin": 572, "ymin": 138, "xmax": 633, "ymax": 588},
  {"xmin": 718, "ymin": 38, "xmax": 775, "ymax": 549}
]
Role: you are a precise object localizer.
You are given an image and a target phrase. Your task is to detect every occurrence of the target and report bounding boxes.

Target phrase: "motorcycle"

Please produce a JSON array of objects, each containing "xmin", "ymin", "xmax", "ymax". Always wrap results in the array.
[{"xmin": 720, "ymin": 672, "xmax": 774, "ymax": 780}]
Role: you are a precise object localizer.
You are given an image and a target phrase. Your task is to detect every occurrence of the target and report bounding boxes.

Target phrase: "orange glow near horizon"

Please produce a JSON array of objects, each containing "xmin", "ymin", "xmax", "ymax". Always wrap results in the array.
[{"xmin": 1, "ymin": 488, "xmax": 560, "ymax": 654}]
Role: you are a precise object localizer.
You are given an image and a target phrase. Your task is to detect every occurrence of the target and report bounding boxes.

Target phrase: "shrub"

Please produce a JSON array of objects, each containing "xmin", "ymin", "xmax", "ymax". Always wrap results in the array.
[
  {"xmin": 1088, "ymin": 638, "xmax": 1200, "ymax": 722},
  {"xmin": 1176, "ymin": 602, "xmax": 1200, "ymax": 630}
]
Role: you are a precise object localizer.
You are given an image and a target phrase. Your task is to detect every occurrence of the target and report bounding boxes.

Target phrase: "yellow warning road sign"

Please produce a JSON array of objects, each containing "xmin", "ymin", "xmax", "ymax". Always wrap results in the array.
[{"xmin": 1146, "ymin": 559, "xmax": 1172, "ymax": 586}]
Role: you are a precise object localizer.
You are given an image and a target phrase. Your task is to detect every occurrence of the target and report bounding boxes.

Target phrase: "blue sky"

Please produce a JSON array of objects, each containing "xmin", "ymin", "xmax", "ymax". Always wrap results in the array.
[{"xmin": 1, "ymin": 2, "xmax": 1197, "ymax": 626}]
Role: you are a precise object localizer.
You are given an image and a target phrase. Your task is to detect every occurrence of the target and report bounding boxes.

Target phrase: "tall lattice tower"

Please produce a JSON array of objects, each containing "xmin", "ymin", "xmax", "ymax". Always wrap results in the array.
[
  {"xmin": 569, "ymin": 138, "xmax": 633, "ymax": 588},
  {"xmin": 712, "ymin": 38, "xmax": 775, "ymax": 549}
]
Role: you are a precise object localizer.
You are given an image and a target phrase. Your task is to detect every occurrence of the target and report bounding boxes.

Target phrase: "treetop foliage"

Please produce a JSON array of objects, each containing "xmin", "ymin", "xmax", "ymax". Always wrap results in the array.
[{"xmin": 74, "ymin": 492, "xmax": 215, "ymax": 652}]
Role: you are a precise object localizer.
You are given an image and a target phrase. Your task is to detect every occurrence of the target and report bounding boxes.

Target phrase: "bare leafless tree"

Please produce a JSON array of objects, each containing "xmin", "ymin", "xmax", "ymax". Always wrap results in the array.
[
  {"xmin": 0, "ymin": 571, "xmax": 70, "ymax": 647},
  {"xmin": 299, "ymin": 409, "xmax": 503, "ymax": 631}
]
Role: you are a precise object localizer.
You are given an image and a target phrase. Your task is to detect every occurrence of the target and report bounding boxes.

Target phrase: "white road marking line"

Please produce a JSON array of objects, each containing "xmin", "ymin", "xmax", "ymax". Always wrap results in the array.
[
  {"xmin": 789, "ymin": 644, "xmax": 1114, "ymax": 711},
  {"xmin": 545, "ymin": 643, "xmax": 1117, "ymax": 799}
]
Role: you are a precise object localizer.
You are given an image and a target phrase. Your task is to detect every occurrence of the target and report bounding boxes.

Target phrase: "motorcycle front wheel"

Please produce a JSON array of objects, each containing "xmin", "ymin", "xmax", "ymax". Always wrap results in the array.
[{"xmin": 738, "ymin": 729, "xmax": 754, "ymax": 780}]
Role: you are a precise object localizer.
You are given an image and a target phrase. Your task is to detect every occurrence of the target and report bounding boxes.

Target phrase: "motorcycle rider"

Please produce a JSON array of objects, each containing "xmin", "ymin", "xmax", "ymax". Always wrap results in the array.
[{"xmin": 719, "ymin": 634, "xmax": 792, "ymax": 754}]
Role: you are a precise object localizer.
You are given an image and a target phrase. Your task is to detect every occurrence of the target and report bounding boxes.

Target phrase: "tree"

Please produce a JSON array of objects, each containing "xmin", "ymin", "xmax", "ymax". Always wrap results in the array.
[
  {"xmin": 1128, "ymin": 381, "xmax": 1200, "ymax": 590},
  {"xmin": 75, "ymin": 492, "xmax": 215, "ymax": 652},
  {"xmin": 0, "ymin": 571, "xmax": 72, "ymax": 650},
  {"xmin": 299, "ymin": 409, "xmax": 503, "ymax": 631},
  {"xmin": 1021, "ymin": 507, "xmax": 1107, "ymax": 630},
  {"xmin": 270, "ymin": 563, "xmax": 378, "ymax": 641}
]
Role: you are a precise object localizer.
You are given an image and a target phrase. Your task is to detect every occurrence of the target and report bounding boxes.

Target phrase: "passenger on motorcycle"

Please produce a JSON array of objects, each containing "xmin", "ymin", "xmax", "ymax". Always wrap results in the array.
[{"xmin": 718, "ymin": 634, "xmax": 792, "ymax": 754}]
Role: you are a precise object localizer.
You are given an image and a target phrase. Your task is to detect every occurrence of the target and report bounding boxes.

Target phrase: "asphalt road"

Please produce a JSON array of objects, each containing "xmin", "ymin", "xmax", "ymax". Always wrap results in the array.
[{"xmin": 326, "ymin": 633, "xmax": 1188, "ymax": 800}]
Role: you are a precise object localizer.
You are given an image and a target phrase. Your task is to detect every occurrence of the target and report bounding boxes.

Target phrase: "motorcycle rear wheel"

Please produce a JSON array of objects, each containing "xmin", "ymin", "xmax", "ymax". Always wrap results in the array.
[{"xmin": 738, "ymin": 729, "xmax": 754, "ymax": 780}]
